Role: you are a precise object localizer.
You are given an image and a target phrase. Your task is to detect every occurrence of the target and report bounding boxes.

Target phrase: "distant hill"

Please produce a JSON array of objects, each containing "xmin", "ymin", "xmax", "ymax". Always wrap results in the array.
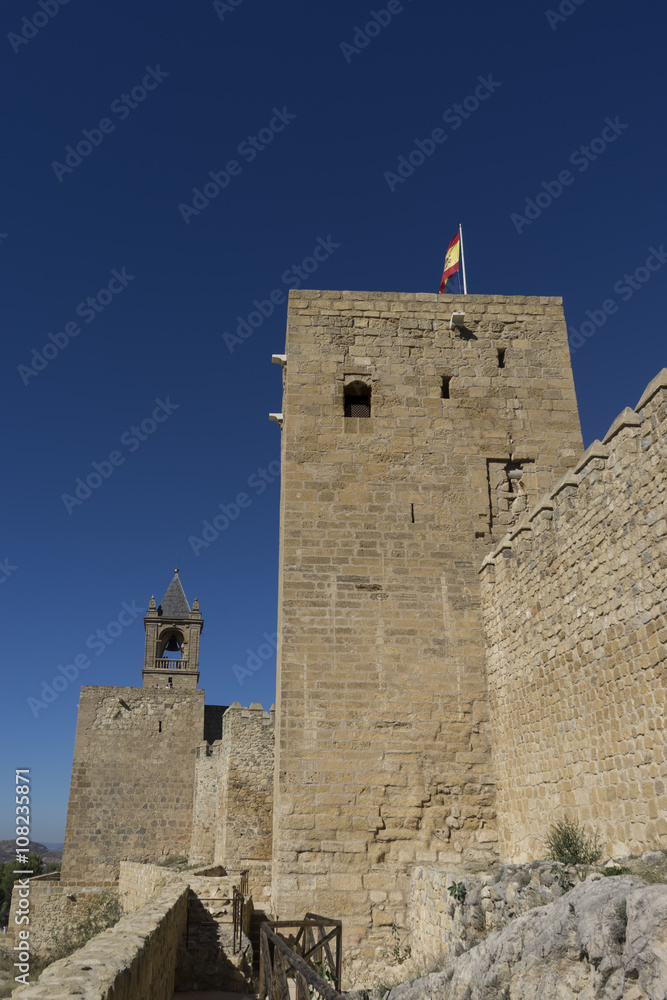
[{"xmin": 0, "ymin": 840, "xmax": 63, "ymax": 865}]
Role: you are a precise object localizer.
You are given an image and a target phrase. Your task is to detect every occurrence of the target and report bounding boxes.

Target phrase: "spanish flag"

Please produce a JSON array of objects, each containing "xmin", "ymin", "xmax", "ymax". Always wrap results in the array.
[{"xmin": 439, "ymin": 231, "xmax": 460, "ymax": 293}]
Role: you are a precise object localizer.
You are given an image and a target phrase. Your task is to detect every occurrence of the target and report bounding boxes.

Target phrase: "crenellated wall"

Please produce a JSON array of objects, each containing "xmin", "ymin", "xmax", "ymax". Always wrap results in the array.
[{"xmin": 481, "ymin": 369, "xmax": 667, "ymax": 861}]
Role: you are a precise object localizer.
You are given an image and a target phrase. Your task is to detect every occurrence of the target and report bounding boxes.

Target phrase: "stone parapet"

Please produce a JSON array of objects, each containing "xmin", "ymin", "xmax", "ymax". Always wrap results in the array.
[
  {"xmin": 480, "ymin": 368, "xmax": 667, "ymax": 860},
  {"xmin": 15, "ymin": 883, "xmax": 187, "ymax": 1000}
]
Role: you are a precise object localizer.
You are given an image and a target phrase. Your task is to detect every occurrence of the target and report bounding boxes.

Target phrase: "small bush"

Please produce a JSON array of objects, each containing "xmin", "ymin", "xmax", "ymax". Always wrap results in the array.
[
  {"xmin": 448, "ymin": 881, "xmax": 467, "ymax": 904},
  {"xmin": 614, "ymin": 899, "xmax": 627, "ymax": 924},
  {"xmin": 545, "ymin": 818, "xmax": 602, "ymax": 866},
  {"xmin": 602, "ymin": 866, "xmax": 631, "ymax": 877}
]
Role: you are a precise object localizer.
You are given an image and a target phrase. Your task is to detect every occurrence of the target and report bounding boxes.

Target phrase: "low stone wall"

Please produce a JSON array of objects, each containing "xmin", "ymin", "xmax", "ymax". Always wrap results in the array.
[
  {"xmin": 118, "ymin": 861, "xmax": 182, "ymax": 913},
  {"xmin": 15, "ymin": 883, "xmax": 188, "ymax": 999},
  {"xmin": 6, "ymin": 874, "xmax": 111, "ymax": 960},
  {"xmin": 409, "ymin": 863, "xmax": 564, "ymax": 964}
]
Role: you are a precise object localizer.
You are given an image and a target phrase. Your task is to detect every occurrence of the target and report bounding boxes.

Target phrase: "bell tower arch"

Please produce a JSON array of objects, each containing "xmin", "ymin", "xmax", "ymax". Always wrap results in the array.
[{"xmin": 142, "ymin": 569, "xmax": 203, "ymax": 689}]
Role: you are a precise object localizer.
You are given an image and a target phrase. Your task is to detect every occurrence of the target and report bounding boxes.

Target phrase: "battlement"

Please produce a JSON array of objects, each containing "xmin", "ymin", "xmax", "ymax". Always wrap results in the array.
[
  {"xmin": 480, "ymin": 368, "xmax": 667, "ymax": 571},
  {"xmin": 480, "ymin": 368, "xmax": 667, "ymax": 859}
]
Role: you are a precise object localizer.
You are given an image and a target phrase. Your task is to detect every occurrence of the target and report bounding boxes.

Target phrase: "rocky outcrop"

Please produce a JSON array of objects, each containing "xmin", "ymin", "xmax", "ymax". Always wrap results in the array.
[{"xmin": 388, "ymin": 876, "xmax": 667, "ymax": 1000}]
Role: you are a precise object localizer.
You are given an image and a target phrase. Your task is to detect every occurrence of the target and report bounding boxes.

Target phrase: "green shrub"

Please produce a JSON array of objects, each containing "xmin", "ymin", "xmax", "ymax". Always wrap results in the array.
[
  {"xmin": 448, "ymin": 881, "xmax": 467, "ymax": 904},
  {"xmin": 545, "ymin": 818, "xmax": 602, "ymax": 866},
  {"xmin": 601, "ymin": 866, "xmax": 631, "ymax": 877}
]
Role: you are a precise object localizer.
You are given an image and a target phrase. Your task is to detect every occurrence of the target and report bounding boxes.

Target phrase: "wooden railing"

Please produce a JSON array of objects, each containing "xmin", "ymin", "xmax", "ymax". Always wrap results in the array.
[{"xmin": 259, "ymin": 914, "xmax": 343, "ymax": 1000}]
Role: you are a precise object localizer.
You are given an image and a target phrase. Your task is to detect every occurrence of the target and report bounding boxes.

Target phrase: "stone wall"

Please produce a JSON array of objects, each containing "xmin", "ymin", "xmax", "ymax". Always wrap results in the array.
[
  {"xmin": 214, "ymin": 702, "xmax": 275, "ymax": 866},
  {"xmin": 408, "ymin": 863, "xmax": 562, "ymax": 966},
  {"xmin": 273, "ymin": 289, "xmax": 583, "ymax": 964},
  {"xmin": 118, "ymin": 861, "xmax": 182, "ymax": 913},
  {"xmin": 6, "ymin": 874, "xmax": 107, "ymax": 960},
  {"xmin": 14, "ymin": 883, "xmax": 187, "ymax": 1000},
  {"xmin": 61, "ymin": 686, "xmax": 205, "ymax": 883},
  {"xmin": 481, "ymin": 369, "xmax": 667, "ymax": 861},
  {"xmin": 190, "ymin": 740, "xmax": 222, "ymax": 866}
]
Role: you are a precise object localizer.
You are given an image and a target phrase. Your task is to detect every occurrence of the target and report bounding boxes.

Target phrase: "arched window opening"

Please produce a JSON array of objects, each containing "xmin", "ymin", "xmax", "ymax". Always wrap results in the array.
[
  {"xmin": 344, "ymin": 381, "xmax": 371, "ymax": 418},
  {"xmin": 157, "ymin": 628, "xmax": 187, "ymax": 670}
]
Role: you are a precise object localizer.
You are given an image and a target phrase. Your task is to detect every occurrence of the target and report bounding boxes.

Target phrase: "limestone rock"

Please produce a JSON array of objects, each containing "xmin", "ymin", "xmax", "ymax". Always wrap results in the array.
[{"xmin": 387, "ymin": 877, "xmax": 667, "ymax": 1000}]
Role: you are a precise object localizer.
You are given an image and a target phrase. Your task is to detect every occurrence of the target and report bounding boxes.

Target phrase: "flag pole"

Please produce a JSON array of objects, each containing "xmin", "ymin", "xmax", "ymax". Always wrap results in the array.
[{"xmin": 459, "ymin": 223, "xmax": 468, "ymax": 295}]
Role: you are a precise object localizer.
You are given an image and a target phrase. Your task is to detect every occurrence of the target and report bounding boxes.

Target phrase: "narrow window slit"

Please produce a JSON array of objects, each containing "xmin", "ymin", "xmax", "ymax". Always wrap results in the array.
[
  {"xmin": 441, "ymin": 376, "xmax": 451, "ymax": 399},
  {"xmin": 411, "ymin": 504, "xmax": 415, "ymax": 523},
  {"xmin": 158, "ymin": 721, "xmax": 162, "ymax": 733},
  {"xmin": 497, "ymin": 348, "xmax": 506, "ymax": 369}
]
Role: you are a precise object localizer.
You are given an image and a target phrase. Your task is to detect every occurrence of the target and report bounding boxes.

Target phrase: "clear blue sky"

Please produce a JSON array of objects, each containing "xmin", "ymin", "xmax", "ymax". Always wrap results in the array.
[{"xmin": 1, "ymin": 0, "xmax": 665, "ymax": 842}]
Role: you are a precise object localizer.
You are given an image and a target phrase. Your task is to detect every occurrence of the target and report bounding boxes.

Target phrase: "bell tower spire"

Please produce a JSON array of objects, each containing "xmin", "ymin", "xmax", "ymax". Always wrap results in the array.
[{"xmin": 142, "ymin": 569, "xmax": 204, "ymax": 689}]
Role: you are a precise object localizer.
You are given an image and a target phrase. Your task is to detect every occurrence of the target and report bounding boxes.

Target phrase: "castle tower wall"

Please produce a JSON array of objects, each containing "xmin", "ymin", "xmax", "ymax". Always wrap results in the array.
[
  {"xmin": 61, "ymin": 686, "xmax": 205, "ymax": 883},
  {"xmin": 481, "ymin": 370, "xmax": 667, "ymax": 860},
  {"xmin": 213, "ymin": 703, "xmax": 275, "ymax": 866},
  {"xmin": 272, "ymin": 290, "xmax": 583, "ymax": 962}
]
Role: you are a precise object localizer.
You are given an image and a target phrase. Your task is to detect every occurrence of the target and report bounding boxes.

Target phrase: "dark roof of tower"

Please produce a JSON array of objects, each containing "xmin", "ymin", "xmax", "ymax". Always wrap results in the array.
[{"xmin": 158, "ymin": 571, "xmax": 191, "ymax": 618}]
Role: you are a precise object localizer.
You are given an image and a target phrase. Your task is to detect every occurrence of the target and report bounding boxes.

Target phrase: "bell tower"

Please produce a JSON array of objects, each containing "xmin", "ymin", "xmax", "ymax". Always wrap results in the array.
[{"xmin": 142, "ymin": 569, "xmax": 203, "ymax": 689}]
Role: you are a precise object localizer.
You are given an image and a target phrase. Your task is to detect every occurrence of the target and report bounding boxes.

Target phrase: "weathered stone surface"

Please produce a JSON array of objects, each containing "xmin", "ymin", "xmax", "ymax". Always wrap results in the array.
[
  {"xmin": 387, "ymin": 877, "xmax": 667, "ymax": 1000},
  {"xmin": 60, "ymin": 686, "xmax": 206, "ymax": 884},
  {"xmin": 14, "ymin": 883, "xmax": 187, "ymax": 1000},
  {"xmin": 481, "ymin": 379, "xmax": 667, "ymax": 861},
  {"xmin": 273, "ymin": 289, "xmax": 583, "ymax": 967}
]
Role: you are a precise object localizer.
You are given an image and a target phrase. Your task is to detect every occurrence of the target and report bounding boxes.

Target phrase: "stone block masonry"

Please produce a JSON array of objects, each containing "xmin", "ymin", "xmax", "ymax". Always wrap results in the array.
[
  {"xmin": 15, "ymin": 882, "xmax": 188, "ymax": 1000},
  {"xmin": 214, "ymin": 702, "xmax": 275, "ymax": 866},
  {"xmin": 6, "ymin": 873, "xmax": 107, "ymax": 959},
  {"xmin": 61, "ymin": 686, "xmax": 205, "ymax": 883},
  {"xmin": 189, "ymin": 702, "xmax": 275, "ymax": 870},
  {"xmin": 481, "ymin": 369, "xmax": 667, "ymax": 861},
  {"xmin": 272, "ymin": 289, "xmax": 583, "ymax": 967}
]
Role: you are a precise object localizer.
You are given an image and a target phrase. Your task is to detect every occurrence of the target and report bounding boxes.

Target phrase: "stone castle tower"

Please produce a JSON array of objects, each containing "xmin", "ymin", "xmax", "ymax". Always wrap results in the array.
[
  {"xmin": 60, "ymin": 570, "xmax": 275, "ymax": 887},
  {"xmin": 60, "ymin": 571, "xmax": 209, "ymax": 884},
  {"xmin": 270, "ymin": 290, "xmax": 584, "ymax": 960},
  {"xmin": 51, "ymin": 288, "xmax": 665, "ymax": 974}
]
